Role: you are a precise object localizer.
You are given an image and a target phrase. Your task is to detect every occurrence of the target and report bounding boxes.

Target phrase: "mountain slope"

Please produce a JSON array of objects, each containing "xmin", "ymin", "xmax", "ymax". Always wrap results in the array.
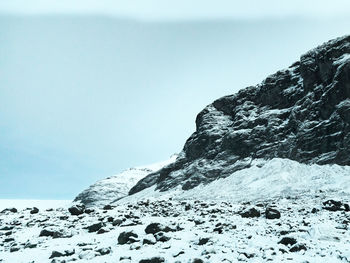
[
  {"xmin": 130, "ymin": 35, "xmax": 350, "ymax": 195},
  {"xmin": 74, "ymin": 155, "xmax": 177, "ymax": 207}
]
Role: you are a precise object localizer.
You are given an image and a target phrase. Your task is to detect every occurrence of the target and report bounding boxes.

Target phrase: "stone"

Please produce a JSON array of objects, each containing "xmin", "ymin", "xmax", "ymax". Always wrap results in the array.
[
  {"xmin": 118, "ymin": 231, "xmax": 139, "ymax": 245},
  {"xmin": 278, "ymin": 237, "xmax": 297, "ymax": 246},
  {"xmin": 289, "ymin": 244, "xmax": 307, "ymax": 252},
  {"xmin": 68, "ymin": 205, "xmax": 85, "ymax": 216},
  {"xmin": 240, "ymin": 207, "xmax": 261, "ymax": 218},
  {"xmin": 86, "ymin": 222, "xmax": 104, "ymax": 233},
  {"xmin": 139, "ymin": 257, "xmax": 165, "ymax": 263},
  {"xmin": 265, "ymin": 208, "xmax": 281, "ymax": 219},
  {"xmin": 96, "ymin": 247, "xmax": 111, "ymax": 256},
  {"xmin": 144, "ymin": 223, "xmax": 174, "ymax": 234},
  {"xmin": 30, "ymin": 207, "xmax": 39, "ymax": 214},
  {"xmin": 154, "ymin": 232, "xmax": 171, "ymax": 242},
  {"xmin": 143, "ymin": 234, "xmax": 157, "ymax": 245}
]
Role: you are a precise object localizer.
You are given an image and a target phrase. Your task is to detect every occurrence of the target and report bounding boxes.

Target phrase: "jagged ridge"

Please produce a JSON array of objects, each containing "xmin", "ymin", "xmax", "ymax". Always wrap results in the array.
[{"xmin": 130, "ymin": 35, "xmax": 350, "ymax": 195}]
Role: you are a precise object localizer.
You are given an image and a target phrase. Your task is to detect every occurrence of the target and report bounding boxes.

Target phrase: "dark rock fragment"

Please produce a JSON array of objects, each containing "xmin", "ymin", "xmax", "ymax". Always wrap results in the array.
[
  {"xmin": 117, "ymin": 231, "xmax": 138, "ymax": 245},
  {"xmin": 68, "ymin": 205, "xmax": 85, "ymax": 216},
  {"xmin": 240, "ymin": 207, "xmax": 261, "ymax": 218},
  {"xmin": 139, "ymin": 257, "xmax": 165, "ymax": 263},
  {"xmin": 265, "ymin": 207, "xmax": 281, "ymax": 219},
  {"xmin": 278, "ymin": 237, "xmax": 297, "ymax": 246}
]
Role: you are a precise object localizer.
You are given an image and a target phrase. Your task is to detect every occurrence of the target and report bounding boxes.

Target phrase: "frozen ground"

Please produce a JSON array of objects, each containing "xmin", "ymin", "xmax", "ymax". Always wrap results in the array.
[
  {"xmin": 1, "ymin": 159, "xmax": 350, "ymax": 263},
  {"xmin": 0, "ymin": 200, "xmax": 71, "ymax": 211}
]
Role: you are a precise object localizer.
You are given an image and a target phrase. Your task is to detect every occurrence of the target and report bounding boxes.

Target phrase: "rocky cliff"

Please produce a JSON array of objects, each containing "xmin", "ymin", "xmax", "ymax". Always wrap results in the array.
[{"xmin": 130, "ymin": 35, "xmax": 350, "ymax": 195}]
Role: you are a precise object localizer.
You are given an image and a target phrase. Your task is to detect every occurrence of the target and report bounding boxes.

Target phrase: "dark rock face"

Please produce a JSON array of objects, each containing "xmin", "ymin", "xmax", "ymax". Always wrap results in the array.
[{"xmin": 130, "ymin": 35, "xmax": 350, "ymax": 194}]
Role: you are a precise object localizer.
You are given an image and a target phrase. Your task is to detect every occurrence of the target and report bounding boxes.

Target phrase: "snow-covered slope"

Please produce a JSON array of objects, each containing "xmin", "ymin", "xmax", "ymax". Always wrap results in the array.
[
  {"xmin": 73, "ymin": 155, "xmax": 177, "ymax": 207},
  {"xmin": 118, "ymin": 158, "xmax": 350, "ymax": 204}
]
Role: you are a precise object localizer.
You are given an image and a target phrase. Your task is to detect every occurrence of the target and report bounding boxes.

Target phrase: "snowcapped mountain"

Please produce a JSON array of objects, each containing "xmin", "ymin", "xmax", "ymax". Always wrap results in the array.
[
  {"xmin": 130, "ymin": 35, "xmax": 350, "ymax": 195},
  {"xmin": 74, "ymin": 155, "xmax": 177, "ymax": 207}
]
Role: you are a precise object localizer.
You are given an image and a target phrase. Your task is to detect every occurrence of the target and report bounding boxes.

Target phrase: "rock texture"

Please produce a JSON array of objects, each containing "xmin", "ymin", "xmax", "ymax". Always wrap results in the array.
[{"xmin": 130, "ymin": 35, "xmax": 350, "ymax": 195}]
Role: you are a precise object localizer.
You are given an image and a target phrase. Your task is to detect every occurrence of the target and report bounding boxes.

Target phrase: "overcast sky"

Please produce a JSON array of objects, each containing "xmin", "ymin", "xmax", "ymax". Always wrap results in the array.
[
  {"xmin": 1, "ymin": 0, "xmax": 350, "ymax": 19},
  {"xmin": 1, "ymin": 1, "xmax": 350, "ymax": 200}
]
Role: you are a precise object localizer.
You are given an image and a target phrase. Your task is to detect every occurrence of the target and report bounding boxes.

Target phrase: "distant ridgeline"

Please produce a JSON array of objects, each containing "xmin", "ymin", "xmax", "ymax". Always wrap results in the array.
[{"xmin": 130, "ymin": 35, "xmax": 350, "ymax": 195}]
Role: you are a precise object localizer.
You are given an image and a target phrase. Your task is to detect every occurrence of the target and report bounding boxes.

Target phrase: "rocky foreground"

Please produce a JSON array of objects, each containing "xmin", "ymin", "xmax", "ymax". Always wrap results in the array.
[{"xmin": 1, "ymin": 194, "xmax": 350, "ymax": 263}]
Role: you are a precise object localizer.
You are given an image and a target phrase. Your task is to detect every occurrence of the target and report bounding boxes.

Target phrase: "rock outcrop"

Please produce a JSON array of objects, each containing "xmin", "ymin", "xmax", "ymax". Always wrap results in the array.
[
  {"xmin": 74, "ymin": 155, "xmax": 177, "ymax": 207},
  {"xmin": 130, "ymin": 35, "xmax": 350, "ymax": 195}
]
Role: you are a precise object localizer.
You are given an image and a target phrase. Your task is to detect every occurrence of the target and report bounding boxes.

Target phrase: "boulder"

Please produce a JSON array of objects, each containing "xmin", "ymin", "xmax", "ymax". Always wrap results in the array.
[{"xmin": 118, "ymin": 231, "xmax": 139, "ymax": 245}]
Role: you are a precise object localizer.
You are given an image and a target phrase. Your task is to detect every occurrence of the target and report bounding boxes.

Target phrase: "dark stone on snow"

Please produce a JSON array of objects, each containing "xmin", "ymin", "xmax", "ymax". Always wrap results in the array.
[
  {"xmin": 197, "ymin": 237, "xmax": 210, "ymax": 245},
  {"xmin": 145, "ymin": 223, "xmax": 174, "ymax": 234},
  {"xmin": 323, "ymin": 200, "xmax": 344, "ymax": 211},
  {"xmin": 68, "ymin": 205, "xmax": 85, "ymax": 216},
  {"xmin": 154, "ymin": 232, "xmax": 171, "ymax": 242},
  {"xmin": 129, "ymin": 35, "xmax": 350, "ymax": 195},
  {"xmin": 49, "ymin": 249, "xmax": 75, "ymax": 259},
  {"xmin": 278, "ymin": 237, "xmax": 297, "ymax": 246},
  {"xmin": 118, "ymin": 231, "xmax": 138, "ymax": 245},
  {"xmin": 240, "ymin": 207, "xmax": 261, "ymax": 218},
  {"xmin": 265, "ymin": 208, "xmax": 281, "ymax": 219},
  {"xmin": 1, "ymin": 208, "xmax": 17, "ymax": 213},
  {"xmin": 97, "ymin": 228, "xmax": 109, "ymax": 234},
  {"xmin": 30, "ymin": 207, "xmax": 39, "ymax": 214},
  {"xmin": 10, "ymin": 247, "xmax": 20, "ymax": 253},
  {"xmin": 86, "ymin": 222, "xmax": 104, "ymax": 233},
  {"xmin": 39, "ymin": 229, "xmax": 62, "ymax": 238},
  {"xmin": 4, "ymin": 238, "xmax": 15, "ymax": 243},
  {"xmin": 96, "ymin": 247, "xmax": 111, "ymax": 255},
  {"xmin": 112, "ymin": 219, "xmax": 123, "ymax": 226},
  {"xmin": 139, "ymin": 257, "xmax": 165, "ymax": 263},
  {"xmin": 103, "ymin": 204, "xmax": 114, "ymax": 210},
  {"xmin": 289, "ymin": 244, "xmax": 307, "ymax": 252}
]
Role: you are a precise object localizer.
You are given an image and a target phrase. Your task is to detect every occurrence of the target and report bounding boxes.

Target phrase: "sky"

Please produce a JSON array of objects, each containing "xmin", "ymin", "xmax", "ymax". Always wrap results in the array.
[{"xmin": 1, "ymin": 1, "xmax": 350, "ymax": 199}]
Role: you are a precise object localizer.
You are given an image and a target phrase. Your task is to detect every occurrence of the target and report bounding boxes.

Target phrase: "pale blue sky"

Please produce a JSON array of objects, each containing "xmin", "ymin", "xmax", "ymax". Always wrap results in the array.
[{"xmin": 1, "ymin": 1, "xmax": 350, "ymax": 199}]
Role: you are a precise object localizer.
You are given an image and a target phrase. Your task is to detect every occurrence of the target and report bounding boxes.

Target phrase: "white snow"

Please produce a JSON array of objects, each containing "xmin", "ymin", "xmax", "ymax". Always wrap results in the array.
[{"xmin": 118, "ymin": 158, "xmax": 350, "ymax": 204}]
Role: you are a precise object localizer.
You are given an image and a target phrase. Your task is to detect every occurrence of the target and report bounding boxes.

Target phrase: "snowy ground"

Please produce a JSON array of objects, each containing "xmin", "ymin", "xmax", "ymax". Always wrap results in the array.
[
  {"xmin": 0, "ymin": 200, "xmax": 71, "ymax": 211},
  {"xmin": 1, "ymin": 159, "xmax": 350, "ymax": 263}
]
